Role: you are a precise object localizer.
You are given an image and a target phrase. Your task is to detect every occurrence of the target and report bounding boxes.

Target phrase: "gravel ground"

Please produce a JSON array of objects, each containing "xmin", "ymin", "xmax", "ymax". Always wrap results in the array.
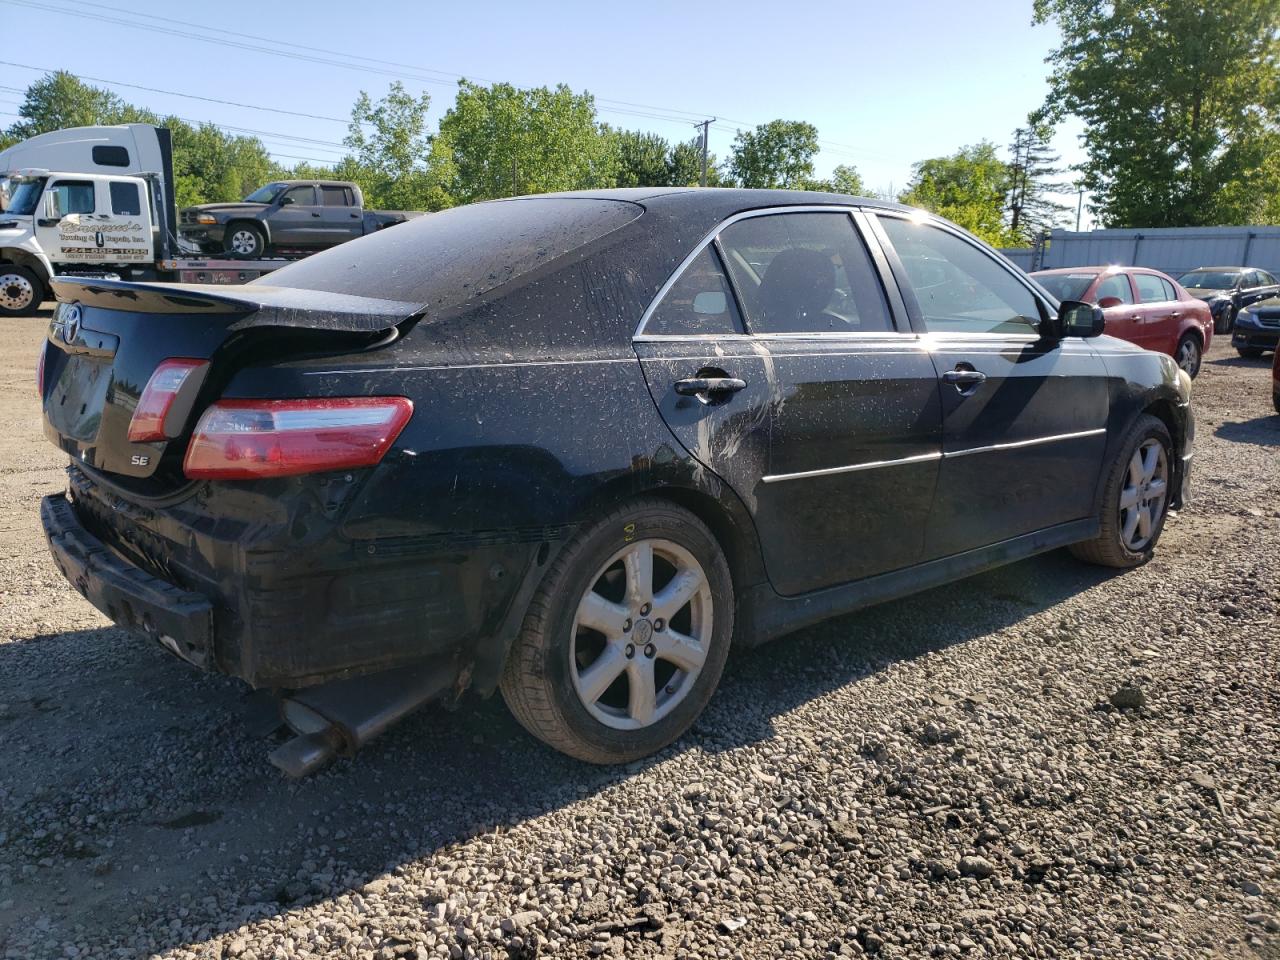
[{"xmin": 1, "ymin": 307, "xmax": 1277, "ymax": 960}]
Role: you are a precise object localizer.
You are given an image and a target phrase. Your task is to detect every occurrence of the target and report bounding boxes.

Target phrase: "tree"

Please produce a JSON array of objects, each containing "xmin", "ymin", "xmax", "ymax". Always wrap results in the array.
[
  {"xmin": 6, "ymin": 71, "xmax": 131, "ymax": 138},
  {"xmin": 1006, "ymin": 126, "xmax": 1071, "ymax": 243},
  {"xmin": 801, "ymin": 163, "xmax": 867, "ymax": 195},
  {"xmin": 609, "ymin": 128, "xmax": 673, "ymax": 187},
  {"xmin": 1034, "ymin": 0, "xmax": 1280, "ymax": 226},
  {"xmin": 668, "ymin": 137, "xmax": 721, "ymax": 187},
  {"xmin": 438, "ymin": 80, "xmax": 617, "ymax": 203},
  {"xmin": 899, "ymin": 142, "xmax": 1018, "ymax": 246},
  {"xmin": 727, "ymin": 120, "xmax": 820, "ymax": 189},
  {"xmin": 344, "ymin": 82, "xmax": 452, "ymax": 211}
]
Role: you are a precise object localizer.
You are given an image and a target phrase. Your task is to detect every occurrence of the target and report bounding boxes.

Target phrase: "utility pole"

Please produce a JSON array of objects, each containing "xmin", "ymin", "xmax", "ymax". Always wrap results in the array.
[
  {"xmin": 695, "ymin": 118, "xmax": 715, "ymax": 187},
  {"xmin": 1075, "ymin": 185, "xmax": 1084, "ymax": 232},
  {"xmin": 511, "ymin": 157, "xmax": 519, "ymax": 197}
]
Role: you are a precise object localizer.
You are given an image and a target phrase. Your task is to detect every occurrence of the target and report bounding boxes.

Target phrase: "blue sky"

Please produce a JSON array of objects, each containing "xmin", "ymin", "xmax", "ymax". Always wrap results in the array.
[{"xmin": 1, "ymin": 0, "xmax": 1092, "ymax": 225}]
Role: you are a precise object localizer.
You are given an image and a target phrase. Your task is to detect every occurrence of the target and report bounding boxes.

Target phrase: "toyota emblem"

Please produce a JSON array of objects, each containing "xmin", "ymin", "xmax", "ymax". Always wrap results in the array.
[{"xmin": 62, "ymin": 304, "xmax": 82, "ymax": 344}]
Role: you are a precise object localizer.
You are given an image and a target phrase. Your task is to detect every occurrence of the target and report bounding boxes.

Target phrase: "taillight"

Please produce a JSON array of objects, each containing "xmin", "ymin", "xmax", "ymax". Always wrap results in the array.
[
  {"xmin": 183, "ymin": 397, "xmax": 413, "ymax": 480},
  {"xmin": 128, "ymin": 358, "xmax": 210, "ymax": 442}
]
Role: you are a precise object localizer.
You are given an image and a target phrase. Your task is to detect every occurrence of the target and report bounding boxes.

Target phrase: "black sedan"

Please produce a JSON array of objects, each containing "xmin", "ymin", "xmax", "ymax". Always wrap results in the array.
[
  {"xmin": 1232, "ymin": 294, "xmax": 1280, "ymax": 357},
  {"xmin": 1176, "ymin": 266, "xmax": 1280, "ymax": 334},
  {"xmin": 38, "ymin": 189, "xmax": 1194, "ymax": 775}
]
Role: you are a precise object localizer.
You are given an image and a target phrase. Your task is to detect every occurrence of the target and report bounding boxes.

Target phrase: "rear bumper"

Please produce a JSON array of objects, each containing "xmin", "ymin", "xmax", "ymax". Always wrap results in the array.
[{"xmin": 41, "ymin": 494, "xmax": 215, "ymax": 668}]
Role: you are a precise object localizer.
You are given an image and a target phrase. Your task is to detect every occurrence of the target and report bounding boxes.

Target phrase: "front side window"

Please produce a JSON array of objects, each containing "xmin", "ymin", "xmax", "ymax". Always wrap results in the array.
[
  {"xmin": 49, "ymin": 181, "xmax": 96, "ymax": 217},
  {"xmin": 878, "ymin": 216, "xmax": 1041, "ymax": 334},
  {"xmin": 716, "ymin": 212, "xmax": 892, "ymax": 334},
  {"xmin": 109, "ymin": 181, "xmax": 141, "ymax": 216},
  {"xmin": 245, "ymin": 183, "xmax": 285, "ymax": 203},
  {"xmin": 1134, "ymin": 273, "xmax": 1167, "ymax": 304},
  {"xmin": 282, "ymin": 186, "xmax": 317, "ymax": 206},
  {"xmin": 1096, "ymin": 273, "xmax": 1134, "ymax": 304},
  {"xmin": 645, "ymin": 246, "xmax": 743, "ymax": 336}
]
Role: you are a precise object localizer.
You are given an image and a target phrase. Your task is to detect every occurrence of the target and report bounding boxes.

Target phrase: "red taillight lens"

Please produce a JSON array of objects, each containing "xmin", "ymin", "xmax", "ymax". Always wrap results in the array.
[
  {"xmin": 128, "ymin": 358, "xmax": 210, "ymax": 442},
  {"xmin": 183, "ymin": 397, "xmax": 413, "ymax": 480}
]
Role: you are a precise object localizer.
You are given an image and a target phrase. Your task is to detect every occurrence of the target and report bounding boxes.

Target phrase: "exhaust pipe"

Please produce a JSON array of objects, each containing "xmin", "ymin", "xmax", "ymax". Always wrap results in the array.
[{"xmin": 268, "ymin": 660, "xmax": 454, "ymax": 777}]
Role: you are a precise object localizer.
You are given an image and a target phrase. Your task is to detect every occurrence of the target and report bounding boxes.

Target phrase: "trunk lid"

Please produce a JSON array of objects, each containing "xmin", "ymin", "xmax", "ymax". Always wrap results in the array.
[{"xmin": 42, "ymin": 277, "xmax": 418, "ymax": 490}]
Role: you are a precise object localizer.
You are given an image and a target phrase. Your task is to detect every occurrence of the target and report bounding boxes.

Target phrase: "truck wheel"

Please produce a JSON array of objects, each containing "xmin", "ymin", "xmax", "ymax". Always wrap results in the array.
[
  {"xmin": 1069, "ymin": 414, "xmax": 1173, "ymax": 569},
  {"xmin": 501, "ymin": 499, "xmax": 734, "ymax": 764},
  {"xmin": 226, "ymin": 223, "xmax": 267, "ymax": 258},
  {"xmin": 1174, "ymin": 333, "xmax": 1201, "ymax": 378},
  {"xmin": 0, "ymin": 266, "xmax": 42, "ymax": 317}
]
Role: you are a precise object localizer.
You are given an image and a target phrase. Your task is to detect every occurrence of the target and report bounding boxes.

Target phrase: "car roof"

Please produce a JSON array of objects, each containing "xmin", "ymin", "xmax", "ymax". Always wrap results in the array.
[
  {"xmin": 1187, "ymin": 266, "xmax": 1246, "ymax": 272},
  {"xmin": 521, "ymin": 187, "xmax": 917, "ymax": 220}
]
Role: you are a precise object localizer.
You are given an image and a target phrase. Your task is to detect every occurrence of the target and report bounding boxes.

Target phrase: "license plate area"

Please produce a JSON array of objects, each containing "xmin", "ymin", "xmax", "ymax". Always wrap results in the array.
[{"xmin": 48, "ymin": 354, "xmax": 111, "ymax": 443}]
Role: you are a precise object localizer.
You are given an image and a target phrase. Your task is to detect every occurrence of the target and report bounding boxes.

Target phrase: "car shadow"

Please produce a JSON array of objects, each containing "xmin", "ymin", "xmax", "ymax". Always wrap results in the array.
[
  {"xmin": 1206, "ymin": 352, "xmax": 1272, "ymax": 368},
  {"xmin": 1214, "ymin": 414, "xmax": 1280, "ymax": 446},
  {"xmin": 0, "ymin": 548, "xmax": 1118, "ymax": 952}
]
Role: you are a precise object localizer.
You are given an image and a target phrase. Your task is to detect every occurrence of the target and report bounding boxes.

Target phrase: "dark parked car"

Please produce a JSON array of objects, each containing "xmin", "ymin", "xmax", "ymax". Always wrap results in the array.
[
  {"xmin": 1273, "ymin": 347, "xmax": 1280, "ymax": 414},
  {"xmin": 1175, "ymin": 267, "xmax": 1280, "ymax": 334},
  {"xmin": 1231, "ymin": 294, "xmax": 1280, "ymax": 358},
  {"xmin": 179, "ymin": 179, "xmax": 422, "ymax": 257},
  {"xmin": 38, "ymin": 190, "xmax": 1194, "ymax": 775},
  {"xmin": 1031, "ymin": 265, "xmax": 1213, "ymax": 377}
]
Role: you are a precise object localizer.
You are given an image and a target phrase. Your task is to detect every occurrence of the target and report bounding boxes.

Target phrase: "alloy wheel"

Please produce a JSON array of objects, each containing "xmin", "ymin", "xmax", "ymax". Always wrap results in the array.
[
  {"xmin": 1176, "ymin": 338, "xmax": 1200, "ymax": 376},
  {"xmin": 569, "ymin": 538, "xmax": 712, "ymax": 731},
  {"xmin": 0, "ymin": 272, "xmax": 34, "ymax": 311},
  {"xmin": 229, "ymin": 230, "xmax": 259, "ymax": 255},
  {"xmin": 1119, "ymin": 438, "xmax": 1168, "ymax": 551}
]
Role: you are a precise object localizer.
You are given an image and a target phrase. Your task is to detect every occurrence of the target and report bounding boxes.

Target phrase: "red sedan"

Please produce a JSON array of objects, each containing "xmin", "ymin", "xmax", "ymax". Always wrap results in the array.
[{"xmin": 1031, "ymin": 266, "xmax": 1214, "ymax": 377}]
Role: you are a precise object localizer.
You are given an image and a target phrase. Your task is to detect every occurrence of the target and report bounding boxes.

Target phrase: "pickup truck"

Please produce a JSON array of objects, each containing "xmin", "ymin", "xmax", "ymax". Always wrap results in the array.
[{"xmin": 179, "ymin": 179, "xmax": 422, "ymax": 257}]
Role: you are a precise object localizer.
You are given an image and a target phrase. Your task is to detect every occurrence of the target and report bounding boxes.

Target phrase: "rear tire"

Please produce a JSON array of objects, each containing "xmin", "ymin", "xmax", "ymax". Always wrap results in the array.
[
  {"xmin": 225, "ymin": 222, "xmax": 267, "ymax": 258},
  {"xmin": 1175, "ymin": 333, "xmax": 1202, "ymax": 378},
  {"xmin": 1070, "ymin": 414, "xmax": 1173, "ymax": 569},
  {"xmin": 1237, "ymin": 347, "xmax": 1264, "ymax": 359},
  {"xmin": 0, "ymin": 266, "xmax": 43, "ymax": 317},
  {"xmin": 501, "ymin": 499, "xmax": 733, "ymax": 764}
]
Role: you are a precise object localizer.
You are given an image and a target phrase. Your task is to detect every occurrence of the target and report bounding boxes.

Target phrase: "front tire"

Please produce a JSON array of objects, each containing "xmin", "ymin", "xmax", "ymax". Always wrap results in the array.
[
  {"xmin": 225, "ymin": 222, "xmax": 267, "ymax": 258},
  {"xmin": 1175, "ymin": 333, "xmax": 1202, "ymax": 378},
  {"xmin": 501, "ymin": 499, "xmax": 734, "ymax": 764},
  {"xmin": 1070, "ymin": 414, "xmax": 1173, "ymax": 569},
  {"xmin": 0, "ymin": 266, "xmax": 43, "ymax": 317},
  {"xmin": 1214, "ymin": 305, "xmax": 1236, "ymax": 335},
  {"xmin": 1237, "ymin": 347, "xmax": 1264, "ymax": 359}
]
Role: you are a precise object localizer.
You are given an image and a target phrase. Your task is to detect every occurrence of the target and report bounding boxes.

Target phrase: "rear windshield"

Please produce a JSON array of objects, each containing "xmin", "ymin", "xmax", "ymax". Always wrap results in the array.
[
  {"xmin": 1177, "ymin": 271, "xmax": 1239, "ymax": 289},
  {"xmin": 263, "ymin": 197, "xmax": 643, "ymax": 313},
  {"xmin": 1034, "ymin": 272, "xmax": 1097, "ymax": 302}
]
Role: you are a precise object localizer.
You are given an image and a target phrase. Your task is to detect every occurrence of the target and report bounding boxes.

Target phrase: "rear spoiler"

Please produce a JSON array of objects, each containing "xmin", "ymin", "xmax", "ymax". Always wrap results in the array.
[{"xmin": 49, "ymin": 277, "xmax": 421, "ymax": 334}]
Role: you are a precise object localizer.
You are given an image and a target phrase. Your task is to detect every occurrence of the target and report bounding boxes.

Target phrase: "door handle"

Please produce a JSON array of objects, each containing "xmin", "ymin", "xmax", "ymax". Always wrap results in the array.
[
  {"xmin": 311, "ymin": 212, "xmax": 321, "ymax": 217},
  {"xmin": 1169, "ymin": 310, "xmax": 1181, "ymax": 318},
  {"xmin": 350, "ymin": 212, "xmax": 360, "ymax": 218},
  {"xmin": 1128, "ymin": 314, "xmax": 1142, "ymax": 321},
  {"xmin": 674, "ymin": 376, "xmax": 747, "ymax": 396},
  {"xmin": 942, "ymin": 369, "xmax": 987, "ymax": 385}
]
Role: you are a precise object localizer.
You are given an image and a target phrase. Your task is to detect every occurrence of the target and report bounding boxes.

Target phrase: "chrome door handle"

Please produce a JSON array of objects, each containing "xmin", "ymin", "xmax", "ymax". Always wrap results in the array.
[{"xmin": 674, "ymin": 376, "xmax": 747, "ymax": 396}]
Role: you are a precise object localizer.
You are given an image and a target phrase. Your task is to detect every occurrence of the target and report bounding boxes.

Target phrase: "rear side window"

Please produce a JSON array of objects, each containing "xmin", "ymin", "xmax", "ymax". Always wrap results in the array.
[
  {"xmin": 320, "ymin": 186, "xmax": 349, "ymax": 207},
  {"xmin": 1134, "ymin": 273, "xmax": 1167, "ymax": 303},
  {"xmin": 717, "ymin": 212, "xmax": 893, "ymax": 334},
  {"xmin": 109, "ymin": 181, "xmax": 141, "ymax": 216},
  {"xmin": 92, "ymin": 145, "xmax": 130, "ymax": 167},
  {"xmin": 1259, "ymin": 270, "xmax": 1278, "ymax": 285},
  {"xmin": 1159, "ymin": 277, "xmax": 1177, "ymax": 301},
  {"xmin": 878, "ymin": 216, "xmax": 1041, "ymax": 334},
  {"xmin": 49, "ymin": 181, "xmax": 95, "ymax": 216},
  {"xmin": 1096, "ymin": 273, "xmax": 1134, "ymax": 304},
  {"xmin": 646, "ymin": 247, "xmax": 742, "ymax": 336}
]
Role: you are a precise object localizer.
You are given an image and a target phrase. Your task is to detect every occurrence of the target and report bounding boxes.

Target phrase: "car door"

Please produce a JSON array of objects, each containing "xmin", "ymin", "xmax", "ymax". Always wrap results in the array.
[
  {"xmin": 1242, "ymin": 270, "xmax": 1276, "ymax": 308},
  {"xmin": 1131, "ymin": 272, "xmax": 1176, "ymax": 351},
  {"xmin": 270, "ymin": 184, "xmax": 322, "ymax": 246},
  {"xmin": 318, "ymin": 184, "xmax": 362, "ymax": 245},
  {"xmin": 871, "ymin": 212, "xmax": 1110, "ymax": 560},
  {"xmin": 635, "ymin": 208, "xmax": 943, "ymax": 596},
  {"xmin": 1095, "ymin": 272, "xmax": 1143, "ymax": 345}
]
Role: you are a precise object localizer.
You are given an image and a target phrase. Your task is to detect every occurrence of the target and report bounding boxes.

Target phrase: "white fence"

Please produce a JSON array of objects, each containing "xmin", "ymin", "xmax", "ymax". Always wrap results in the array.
[{"xmin": 1003, "ymin": 226, "xmax": 1280, "ymax": 277}]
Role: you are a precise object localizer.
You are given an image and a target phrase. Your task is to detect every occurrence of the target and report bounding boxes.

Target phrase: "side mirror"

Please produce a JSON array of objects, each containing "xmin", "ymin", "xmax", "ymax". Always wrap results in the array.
[
  {"xmin": 1052, "ymin": 299, "xmax": 1106, "ymax": 339},
  {"xmin": 279, "ymin": 195, "xmax": 295, "ymax": 206},
  {"xmin": 1097, "ymin": 296, "xmax": 1123, "ymax": 309}
]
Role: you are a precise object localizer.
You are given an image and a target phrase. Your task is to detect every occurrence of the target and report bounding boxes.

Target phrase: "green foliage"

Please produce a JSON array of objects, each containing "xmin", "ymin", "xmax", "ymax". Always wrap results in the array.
[
  {"xmin": 1006, "ymin": 125, "xmax": 1071, "ymax": 243},
  {"xmin": 801, "ymin": 163, "xmax": 867, "ymax": 195},
  {"xmin": 438, "ymin": 80, "xmax": 617, "ymax": 203},
  {"xmin": 668, "ymin": 137, "xmax": 720, "ymax": 187},
  {"xmin": 899, "ymin": 142, "xmax": 1019, "ymax": 246},
  {"xmin": 343, "ymin": 82, "xmax": 452, "ymax": 211},
  {"xmin": 7, "ymin": 70, "xmax": 131, "ymax": 137},
  {"xmin": 727, "ymin": 120, "xmax": 820, "ymax": 189},
  {"xmin": 609, "ymin": 128, "xmax": 672, "ymax": 187},
  {"xmin": 1034, "ymin": 0, "xmax": 1280, "ymax": 226}
]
